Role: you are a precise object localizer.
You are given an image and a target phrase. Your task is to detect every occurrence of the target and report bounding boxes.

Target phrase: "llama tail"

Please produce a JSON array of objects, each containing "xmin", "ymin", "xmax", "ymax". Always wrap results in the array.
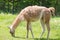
[{"xmin": 49, "ymin": 7, "xmax": 55, "ymax": 16}]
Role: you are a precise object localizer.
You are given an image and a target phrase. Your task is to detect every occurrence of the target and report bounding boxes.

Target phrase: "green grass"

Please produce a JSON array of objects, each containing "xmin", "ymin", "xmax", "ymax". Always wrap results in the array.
[{"xmin": 0, "ymin": 14, "xmax": 60, "ymax": 40}]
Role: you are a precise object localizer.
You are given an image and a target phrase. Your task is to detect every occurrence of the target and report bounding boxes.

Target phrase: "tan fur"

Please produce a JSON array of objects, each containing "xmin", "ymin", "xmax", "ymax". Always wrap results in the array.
[
  {"xmin": 9, "ymin": 5, "xmax": 52, "ymax": 40},
  {"xmin": 49, "ymin": 7, "xmax": 55, "ymax": 16}
]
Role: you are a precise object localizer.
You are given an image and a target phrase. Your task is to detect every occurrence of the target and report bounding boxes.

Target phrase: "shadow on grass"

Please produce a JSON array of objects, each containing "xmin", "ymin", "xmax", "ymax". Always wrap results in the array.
[
  {"xmin": 13, "ymin": 36, "xmax": 60, "ymax": 40},
  {"xmin": 34, "ymin": 38, "xmax": 60, "ymax": 40},
  {"xmin": 13, "ymin": 36, "xmax": 25, "ymax": 39}
]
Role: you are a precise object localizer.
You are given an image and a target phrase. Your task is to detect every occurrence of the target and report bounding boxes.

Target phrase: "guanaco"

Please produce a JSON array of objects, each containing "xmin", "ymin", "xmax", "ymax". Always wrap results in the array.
[{"xmin": 9, "ymin": 5, "xmax": 55, "ymax": 40}]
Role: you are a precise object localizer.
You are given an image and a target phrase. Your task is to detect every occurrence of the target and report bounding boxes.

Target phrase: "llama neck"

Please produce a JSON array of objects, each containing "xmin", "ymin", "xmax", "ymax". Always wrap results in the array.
[
  {"xmin": 10, "ymin": 14, "xmax": 23, "ymax": 30},
  {"xmin": 11, "ymin": 16, "xmax": 21, "ymax": 29}
]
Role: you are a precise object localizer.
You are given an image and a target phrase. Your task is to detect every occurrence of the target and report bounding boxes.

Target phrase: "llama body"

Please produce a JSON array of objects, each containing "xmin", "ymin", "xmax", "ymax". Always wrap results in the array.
[{"xmin": 9, "ymin": 5, "xmax": 55, "ymax": 40}]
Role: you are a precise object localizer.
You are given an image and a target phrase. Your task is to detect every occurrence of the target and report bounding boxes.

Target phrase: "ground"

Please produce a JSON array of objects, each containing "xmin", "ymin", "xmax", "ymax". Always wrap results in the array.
[{"xmin": 0, "ymin": 13, "xmax": 60, "ymax": 40}]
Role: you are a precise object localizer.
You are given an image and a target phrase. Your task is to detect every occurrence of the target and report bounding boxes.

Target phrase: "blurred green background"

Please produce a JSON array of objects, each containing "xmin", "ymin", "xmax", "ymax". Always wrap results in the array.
[{"xmin": 0, "ymin": 0, "xmax": 60, "ymax": 15}]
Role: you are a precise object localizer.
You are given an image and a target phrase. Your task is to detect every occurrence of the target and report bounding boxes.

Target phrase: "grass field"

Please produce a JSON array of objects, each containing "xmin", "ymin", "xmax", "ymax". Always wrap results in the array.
[{"xmin": 0, "ymin": 14, "xmax": 60, "ymax": 40}]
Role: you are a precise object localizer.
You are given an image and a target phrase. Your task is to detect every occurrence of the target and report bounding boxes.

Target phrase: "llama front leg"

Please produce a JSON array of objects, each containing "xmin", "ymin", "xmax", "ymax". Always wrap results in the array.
[
  {"xmin": 29, "ymin": 23, "xmax": 34, "ymax": 39},
  {"xmin": 26, "ymin": 21, "xmax": 34, "ymax": 39},
  {"xmin": 26, "ymin": 21, "xmax": 30, "ymax": 38}
]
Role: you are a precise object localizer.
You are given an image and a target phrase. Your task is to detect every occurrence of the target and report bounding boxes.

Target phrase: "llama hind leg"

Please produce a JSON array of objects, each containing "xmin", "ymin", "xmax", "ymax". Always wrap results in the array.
[
  {"xmin": 46, "ymin": 22, "xmax": 50, "ymax": 40},
  {"xmin": 40, "ymin": 20, "xmax": 45, "ymax": 38}
]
